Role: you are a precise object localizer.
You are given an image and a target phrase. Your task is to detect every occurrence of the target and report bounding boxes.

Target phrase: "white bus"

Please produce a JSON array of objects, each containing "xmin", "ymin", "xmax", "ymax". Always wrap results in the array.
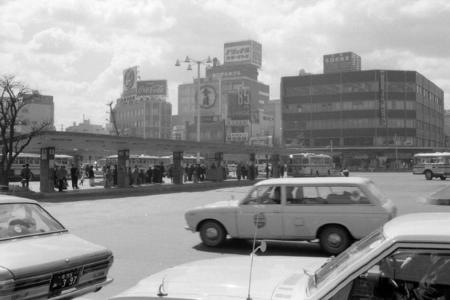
[
  {"xmin": 287, "ymin": 153, "xmax": 336, "ymax": 177},
  {"xmin": 3, "ymin": 153, "xmax": 73, "ymax": 181},
  {"xmin": 413, "ymin": 152, "xmax": 450, "ymax": 180}
]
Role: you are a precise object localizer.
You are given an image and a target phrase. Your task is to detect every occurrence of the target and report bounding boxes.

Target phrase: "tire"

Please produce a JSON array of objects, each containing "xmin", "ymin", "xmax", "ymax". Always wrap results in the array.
[
  {"xmin": 199, "ymin": 220, "xmax": 226, "ymax": 247},
  {"xmin": 425, "ymin": 170, "xmax": 433, "ymax": 180},
  {"xmin": 319, "ymin": 226, "xmax": 351, "ymax": 255},
  {"xmin": 440, "ymin": 176, "xmax": 446, "ymax": 181}
]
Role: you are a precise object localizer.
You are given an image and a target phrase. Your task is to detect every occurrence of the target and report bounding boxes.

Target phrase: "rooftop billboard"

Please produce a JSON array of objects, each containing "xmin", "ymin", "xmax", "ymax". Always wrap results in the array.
[{"xmin": 224, "ymin": 40, "xmax": 262, "ymax": 68}]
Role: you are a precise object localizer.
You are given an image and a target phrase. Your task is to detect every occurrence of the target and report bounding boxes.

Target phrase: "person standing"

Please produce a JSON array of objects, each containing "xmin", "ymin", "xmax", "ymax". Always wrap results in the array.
[
  {"xmin": 88, "ymin": 165, "xmax": 95, "ymax": 187},
  {"xmin": 70, "ymin": 164, "xmax": 79, "ymax": 189},
  {"xmin": 56, "ymin": 165, "xmax": 67, "ymax": 192},
  {"xmin": 20, "ymin": 164, "xmax": 32, "ymax": 188}
]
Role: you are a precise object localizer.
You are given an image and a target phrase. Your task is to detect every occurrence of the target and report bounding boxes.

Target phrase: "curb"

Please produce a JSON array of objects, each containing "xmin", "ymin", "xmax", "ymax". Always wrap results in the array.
[{"xmin": 7, "ymin": 180, "xmax": 260, "ymax": 202}]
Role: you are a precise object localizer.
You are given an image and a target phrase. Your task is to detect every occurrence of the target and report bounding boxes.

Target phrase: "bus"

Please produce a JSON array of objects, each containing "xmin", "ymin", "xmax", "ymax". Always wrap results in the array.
[
  {"xmin": 4, "ymin": 153, "xmax": 73, "ymax": 181},
  {"xmin": 287, "ymin": 153, "xmax": 336, "ymax": 177},
  {"xmin": 412, "ymin": 152, "xmax": 450, "ymax": 180}
]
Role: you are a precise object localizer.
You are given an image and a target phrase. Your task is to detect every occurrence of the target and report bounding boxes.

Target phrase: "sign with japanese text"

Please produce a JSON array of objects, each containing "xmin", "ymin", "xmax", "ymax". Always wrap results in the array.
[
  {"xmin": 137, "ymin": 80, "xmax": 167, "ymax": 96},
  {"xmin": 224, "ymin": 40, "xmax": 262, "ymax": 68}
]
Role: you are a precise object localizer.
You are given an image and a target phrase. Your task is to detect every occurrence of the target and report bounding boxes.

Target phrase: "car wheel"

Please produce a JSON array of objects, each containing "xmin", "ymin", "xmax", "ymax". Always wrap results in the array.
[
  {"xmin": 199, "ymin": 220, "xmax": 226, "ymax": 247},
  {"xmin": 425, "ymin": 170, "xmax": 433, "ymax": 180},
  {"xmin": 319, "ymin": 226, "xmax": 351, "ymax": 255}
]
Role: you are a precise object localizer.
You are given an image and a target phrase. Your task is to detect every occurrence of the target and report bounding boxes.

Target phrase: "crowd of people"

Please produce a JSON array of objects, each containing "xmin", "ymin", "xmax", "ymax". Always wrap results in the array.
[{"xmin": 33, "ymin": 160, "xmax": 288, "ymax": 193}]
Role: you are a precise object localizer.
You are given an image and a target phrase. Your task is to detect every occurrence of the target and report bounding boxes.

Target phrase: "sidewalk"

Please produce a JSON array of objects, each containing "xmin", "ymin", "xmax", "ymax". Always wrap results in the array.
[{"xmin": 7, "ymin": 178, "xmax": 258, "ymax": 202}]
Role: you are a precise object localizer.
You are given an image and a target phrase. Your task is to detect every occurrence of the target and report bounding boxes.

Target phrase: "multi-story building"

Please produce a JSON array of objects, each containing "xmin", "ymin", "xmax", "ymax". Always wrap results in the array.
[
  {"xmin": 281, "ymin": 53, "xmax": 445, "ymax": 169},
  {"xmin": 263, "ymin": 99, "xmax": 281, "ymax": 146},
  {"xmin": 445, "ymin": 110, "xmax": 450, "ymax": 147},
  {"xmin": 17, "ymin": 91, "xmax": 55, "ymax": 133},
  {"xmin": 113, "ymin": 67, "xmax": 172, "ymax": 139},
  {"xmin": 177, "ymin": 40, "xmax": 272, "ymax": 145},
  {"xmin": 65, "ymin": 119, "xmax": 108, "ymax": 134}
]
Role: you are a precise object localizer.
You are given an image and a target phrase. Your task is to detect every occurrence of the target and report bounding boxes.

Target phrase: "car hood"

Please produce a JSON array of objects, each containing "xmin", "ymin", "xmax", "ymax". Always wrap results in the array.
[
  {"xmin": 189, "ymin": 200, "xmax": 240, "ymax": 211},
  {"xmin": 0, "ymin": 232, "xmax": 112, "ymax": 277},
  {"xmin": 111, "ymin": 255, "xmax": 326, "ymax": 300}
]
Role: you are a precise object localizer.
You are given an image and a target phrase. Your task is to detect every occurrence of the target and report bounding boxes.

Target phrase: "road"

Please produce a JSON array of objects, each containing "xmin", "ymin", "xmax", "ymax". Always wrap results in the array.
[{"xmin": 40, "ymin": 172, "xmax": 450, "ymax": 299}]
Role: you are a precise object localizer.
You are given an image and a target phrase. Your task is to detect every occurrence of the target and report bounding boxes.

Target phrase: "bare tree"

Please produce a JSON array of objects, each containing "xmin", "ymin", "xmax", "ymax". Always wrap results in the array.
[{"xmin": 0, "ymin": 75, "xmax": 50, "ymax": 188}]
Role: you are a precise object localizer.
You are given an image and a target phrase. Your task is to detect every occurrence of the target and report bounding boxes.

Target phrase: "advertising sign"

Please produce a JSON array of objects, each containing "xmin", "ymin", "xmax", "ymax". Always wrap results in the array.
[
  {"xmin": 197, "ymin": 85, "xmax": 217, "ymax": 109},
  {"xmin": 224, "ymin": 40, "xmax": 262, "ymax": 68},
  {"xmin": 137, "ymin": 80, "xmax": 167, "ymax": 96},
  {"xmin": 123, "ymin": 66, "xmax": 138, "ymax": 95},
  {"xmin": 227, "ymin": 90, "xmax": 250, "ymax": 120}
]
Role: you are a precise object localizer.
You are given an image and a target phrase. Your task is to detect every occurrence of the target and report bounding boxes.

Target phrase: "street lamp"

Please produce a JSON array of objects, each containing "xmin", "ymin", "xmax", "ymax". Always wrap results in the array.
[{"xmin": 175, "ymin": 55, "xmax": 212, "ymax": 162}]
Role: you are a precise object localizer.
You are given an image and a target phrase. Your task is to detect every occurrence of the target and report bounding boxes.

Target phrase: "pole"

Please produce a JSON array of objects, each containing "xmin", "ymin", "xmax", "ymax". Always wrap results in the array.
[{"xmin": 196, "ymin": 62, "xmax": 201, "ymax": 163}]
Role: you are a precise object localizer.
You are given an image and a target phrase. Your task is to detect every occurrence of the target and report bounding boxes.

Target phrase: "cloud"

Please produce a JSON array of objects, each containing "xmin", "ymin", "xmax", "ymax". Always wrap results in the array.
[{"xmin": 0, "ymin": 0, "xmax": 449, "ymax": 129}]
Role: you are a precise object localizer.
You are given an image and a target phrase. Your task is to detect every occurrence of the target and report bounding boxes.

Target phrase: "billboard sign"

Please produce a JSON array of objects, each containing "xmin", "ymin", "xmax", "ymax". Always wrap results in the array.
[
  {"xmin": 137, "ymin": 80, "xmax": 167, "ymax": 96},
  {"xmin": 227, "ymin": 91, "xmax": 250, "ymax": 120},
  {"xmin": 224, "ymin": 40, "xmax": 262, "ymax": 68},
  {"xmin": 197, "ymin": 85, "xmax": 217, "ymax": 109},
  {"xmin": 123, "ymin": 66, "xmax": 138, "ymax": 95}
]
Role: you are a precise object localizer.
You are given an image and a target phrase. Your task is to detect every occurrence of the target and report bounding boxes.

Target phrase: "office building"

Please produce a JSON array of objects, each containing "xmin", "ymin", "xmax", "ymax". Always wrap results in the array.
[
  {"xmin": 17, "ymin": 91, "xmax": 55, "ymax": 133},
  {"xmin": 113, "ymin": 67, "xmax": 172, "ymax": 139}
]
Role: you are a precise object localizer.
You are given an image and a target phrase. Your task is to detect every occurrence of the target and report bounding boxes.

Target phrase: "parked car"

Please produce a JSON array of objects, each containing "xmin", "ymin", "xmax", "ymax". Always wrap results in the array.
[
  {"xmin": 185, "ymin": 177, "xmax": 397, "ymax": 254},
  {"xmin": 0, "ymin": 195, "xmax": 113, "ymax": 299},
  {"xmin": 111, "ymin": 212, "xmax": 450, "ymax": 300}
]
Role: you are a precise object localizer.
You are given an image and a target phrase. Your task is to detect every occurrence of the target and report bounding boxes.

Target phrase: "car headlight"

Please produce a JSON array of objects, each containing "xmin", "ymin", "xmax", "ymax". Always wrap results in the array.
[{"xmin": 0, "ymin": 266, "xmax": 14, "ymax": 296}]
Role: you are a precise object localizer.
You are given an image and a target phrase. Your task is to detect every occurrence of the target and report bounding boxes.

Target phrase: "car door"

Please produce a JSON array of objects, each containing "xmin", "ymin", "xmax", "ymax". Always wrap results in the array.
[{"xmin": 236, "ymin": 185, "xmax": 284, "ymax": 239}]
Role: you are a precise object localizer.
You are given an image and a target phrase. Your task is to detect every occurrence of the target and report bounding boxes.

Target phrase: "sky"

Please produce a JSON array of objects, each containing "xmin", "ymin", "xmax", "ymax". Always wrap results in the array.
[{"xmin": 1, "ymin": 0, "xmax": 449, "ymax": 130}]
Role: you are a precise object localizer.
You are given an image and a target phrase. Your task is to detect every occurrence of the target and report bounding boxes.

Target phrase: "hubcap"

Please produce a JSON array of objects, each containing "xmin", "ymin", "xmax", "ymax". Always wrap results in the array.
[
  {"xmin": 328, "ymin": 233, "xmax": 342, "ymax": 248},
  {"xmin": 205, "ymin": 227, "xmax": 218, "ymax": 239}
]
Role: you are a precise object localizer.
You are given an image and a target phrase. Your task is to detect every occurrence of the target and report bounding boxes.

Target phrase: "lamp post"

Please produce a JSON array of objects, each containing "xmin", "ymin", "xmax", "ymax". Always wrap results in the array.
[{"xmin": 175, "ymin": 56, "xmax": 212, "ymax": 162}]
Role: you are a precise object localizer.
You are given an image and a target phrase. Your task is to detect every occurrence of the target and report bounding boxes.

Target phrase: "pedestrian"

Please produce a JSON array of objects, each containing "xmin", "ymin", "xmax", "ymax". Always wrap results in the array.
[
  {"xmin": 56, "ymin": 165, "xmax": 67, "ymax": 192},
  {"xmin": 70, "ymin": 164, "xmax": 79, "ymax": 189},
  {"xmin": 113, "ymin": 165, "xmax": 118, "ymax": 186},
  {"xmin": 104, "ymin": 165, "xmax": 113, "ymax": 188},
  {"xmin": 88, "ymin": 165, "xmax": 95, "ymax": 187},
  {"xmin": 132, "ymin": 165, "xmax": 139, "ymax": 185},
  {"xmin": 159, "ymin": 162, "xmax": 165, "ymax": 183},
  {"xmin": 20, "ymin": 164, "xmax": 32, "ymax": 188}
]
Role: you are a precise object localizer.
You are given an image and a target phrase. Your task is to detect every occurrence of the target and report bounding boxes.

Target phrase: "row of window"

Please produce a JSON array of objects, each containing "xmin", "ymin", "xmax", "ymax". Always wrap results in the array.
[
  {"xmin": 283, "ymin": 100, "xmax": 416, "ymax": 113},
  {"xmin": 284, "ymin": 118, "xmax": 416, "ymax": 130}
]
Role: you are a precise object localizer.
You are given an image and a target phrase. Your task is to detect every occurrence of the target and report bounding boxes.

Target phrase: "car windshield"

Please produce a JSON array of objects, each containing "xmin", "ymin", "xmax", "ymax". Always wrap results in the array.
[
  {"xmin": 0, "ymin": 202, "xmax": 66, "ymax": 240},
  {"xmin": 309, "ymin": 228, "xmax": 385, "ymax": 289}
]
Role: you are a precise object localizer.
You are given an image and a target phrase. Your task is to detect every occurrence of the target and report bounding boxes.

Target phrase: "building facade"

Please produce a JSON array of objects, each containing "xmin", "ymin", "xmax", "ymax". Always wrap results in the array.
[
  {"xmin": 113, "ymin": 67, "xmax": 172, "ymax": 139},
  {"xmin": 65, "ymin": 119, "xmax": 108, "ymax": 134},
  {"xmin": 17, "ymin": 91, "xmax": 55, "ymax": 133},
  {"xmin": 282, "ymin": 69, "xmax": 444, "ymax": 148},
  {"xmin": 177, "ymin": 40, "xmax": 272, "ymax": 145}
]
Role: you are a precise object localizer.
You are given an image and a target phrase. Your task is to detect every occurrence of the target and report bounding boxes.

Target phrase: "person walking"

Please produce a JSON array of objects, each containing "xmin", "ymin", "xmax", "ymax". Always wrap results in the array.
[{"xmin": 70, "ymin": 164, "xmax": 79, "ymax": 189}]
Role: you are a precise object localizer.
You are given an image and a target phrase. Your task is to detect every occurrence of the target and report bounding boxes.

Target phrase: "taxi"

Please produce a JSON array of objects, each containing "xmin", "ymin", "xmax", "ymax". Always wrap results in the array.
[
  {"xmin": 0, "ymin": 194, "xmax": 113, "ymax": 299},
  {"xmin": 112, "ymin": 213, "xmax": 450, "ymax": 300},
  {"xmin": 185, "ymin": 177, "xmax": 397, "ymax": 254}
]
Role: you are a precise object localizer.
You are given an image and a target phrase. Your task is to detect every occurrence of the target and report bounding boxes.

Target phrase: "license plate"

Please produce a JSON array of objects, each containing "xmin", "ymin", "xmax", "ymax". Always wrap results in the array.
[{"xmin": 50, "ymin": 268, "xmax": 80, "ymax": 291}]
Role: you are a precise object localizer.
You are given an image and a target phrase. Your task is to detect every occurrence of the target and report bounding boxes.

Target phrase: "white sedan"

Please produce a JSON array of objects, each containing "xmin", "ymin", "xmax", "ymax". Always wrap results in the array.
[
  {"xmin": 185, "ymin": 177, "xmax": 396, "ymax": 254},
  {"xmin": 112, "ymin": 212, "xmax": 450, "ymax": 300}
]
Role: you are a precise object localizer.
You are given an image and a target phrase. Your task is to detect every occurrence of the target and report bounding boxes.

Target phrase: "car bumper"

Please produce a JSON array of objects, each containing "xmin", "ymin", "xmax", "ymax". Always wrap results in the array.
[{"xmin": 50, "ymin": 277, "xmax": 113, "ymax": 300}]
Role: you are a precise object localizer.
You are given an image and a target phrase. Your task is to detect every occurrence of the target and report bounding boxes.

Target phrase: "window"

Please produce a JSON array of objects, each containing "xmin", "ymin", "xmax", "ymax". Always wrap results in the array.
[
  {"xmin": 242, "ymin": 185, "xmax": 281, "ymax": 205},
  {"xmin": 286, "ymin": 186, "xmax": 369, "ymax": 205},
  {"xmin": 330, "ymin": 248, "xmax": 450, "ymax": 300}
]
